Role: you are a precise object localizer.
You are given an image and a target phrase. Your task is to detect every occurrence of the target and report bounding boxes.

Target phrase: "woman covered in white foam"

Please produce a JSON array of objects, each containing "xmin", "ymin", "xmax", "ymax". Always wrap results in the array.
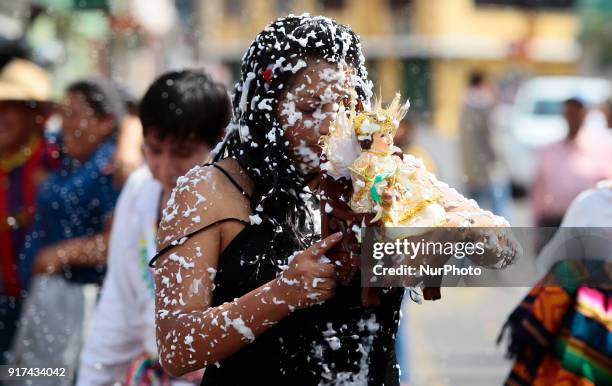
[{"xmin": 149, "ymin": 14, "xmax": 518, "ymax": 386}]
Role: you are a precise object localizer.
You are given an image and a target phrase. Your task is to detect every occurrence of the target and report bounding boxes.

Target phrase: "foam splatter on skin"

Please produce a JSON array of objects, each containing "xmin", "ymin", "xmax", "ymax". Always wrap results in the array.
[{"xmin": 277, "ymin": 60, "xmax": 356, "ymax": 175}]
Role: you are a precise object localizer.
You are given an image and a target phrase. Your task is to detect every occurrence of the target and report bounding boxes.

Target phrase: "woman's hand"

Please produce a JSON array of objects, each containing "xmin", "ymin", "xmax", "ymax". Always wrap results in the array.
[
  {"xmin": 31, "ymin": 232, "xmax": 110, "ymax": 275},
  {"xmin": 32, "ymin": 246, "xmax": 63, "ymax": 274},
  {"xmin": 276, "ymin": 232, "xmax": 344, "ymax": 310}
]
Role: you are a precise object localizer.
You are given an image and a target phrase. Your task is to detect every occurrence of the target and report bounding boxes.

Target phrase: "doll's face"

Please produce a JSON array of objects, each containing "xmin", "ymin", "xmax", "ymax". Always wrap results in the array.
[
  {"xmin": 276, "ymin": 60, "xmax": 356, "ymax": 174},
  {"xmin": 371, "ymin": 131, "xmax": 393, "ymax": 151}
]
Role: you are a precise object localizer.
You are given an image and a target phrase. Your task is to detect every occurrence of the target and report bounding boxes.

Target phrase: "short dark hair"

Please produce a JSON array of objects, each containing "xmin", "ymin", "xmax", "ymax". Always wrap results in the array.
[
  {"xmin": 358, "ymin": 138, "xmax": 373, "ymax": 150},
  {"xmin": 139, "ymin": 70, "xmax": 231, "ymax": 146},
  {"xmin": 67, "ymin": 77, "xmax": 126, "ymax": 131},
  {"xmin": 469, "ymin": 72, "xmax": 485, "ymax": 87},
  {"xmin": 564, "ymin": 97, "xmax": 585, "ymax": 109}
]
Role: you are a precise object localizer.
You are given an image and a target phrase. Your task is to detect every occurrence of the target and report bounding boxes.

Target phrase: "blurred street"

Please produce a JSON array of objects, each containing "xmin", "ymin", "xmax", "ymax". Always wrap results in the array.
[
  {"xmin": 397, "ymin": 125, "xmax": 532, "ymax": 386},
  {"xmin": 404, "ymin": 287, "xmax": 527, "ymax": 386}
]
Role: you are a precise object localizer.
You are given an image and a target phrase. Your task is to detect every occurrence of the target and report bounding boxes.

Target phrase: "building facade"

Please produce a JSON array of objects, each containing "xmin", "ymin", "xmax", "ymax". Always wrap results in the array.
[{"xmin": 197, "ymin": 0, "xmax": 578, "ymax": 135}]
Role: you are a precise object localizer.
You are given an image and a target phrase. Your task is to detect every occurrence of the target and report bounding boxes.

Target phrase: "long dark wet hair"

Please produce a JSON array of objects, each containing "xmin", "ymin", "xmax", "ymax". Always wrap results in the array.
[{"xmin": 213, "ymin": 14, "xmax": 372, "ymax": 250}]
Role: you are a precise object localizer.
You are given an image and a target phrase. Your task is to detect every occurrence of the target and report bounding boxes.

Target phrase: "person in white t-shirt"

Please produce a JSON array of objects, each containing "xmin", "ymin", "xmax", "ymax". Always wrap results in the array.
[
  {"xmin": 77, "ymin": 70, "xmax": 231, "ymax": 386},
  {"xmin": 537, "ymin": 179, "xmax": 612, "ymax": 275}
]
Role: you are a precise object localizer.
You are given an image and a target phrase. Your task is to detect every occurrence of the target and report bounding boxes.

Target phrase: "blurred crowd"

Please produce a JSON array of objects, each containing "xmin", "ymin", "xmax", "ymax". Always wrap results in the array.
[
  {"xmin": 0, "ymin": 56, "xmax": 230, "ymax": 385},
  {"xmin": 1, "ymin": 35, "xmax": 612, "ymax": 386}
]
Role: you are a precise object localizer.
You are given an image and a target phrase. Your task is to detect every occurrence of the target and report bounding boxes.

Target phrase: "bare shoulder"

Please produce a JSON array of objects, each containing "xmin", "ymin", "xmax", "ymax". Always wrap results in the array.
[
  {"xmin": 156, "ymin": 160, "xmax": 253, "ymax": 252},
  {"xmin": 216, "ymin": 158, "xmax": 254, "ymax": 196}
]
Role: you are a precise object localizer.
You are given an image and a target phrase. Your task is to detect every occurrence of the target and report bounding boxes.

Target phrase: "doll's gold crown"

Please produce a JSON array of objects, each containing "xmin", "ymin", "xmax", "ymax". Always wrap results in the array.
[{"xmin": 354, "ymin": 93, "xmax": 410, "ymax": 140}]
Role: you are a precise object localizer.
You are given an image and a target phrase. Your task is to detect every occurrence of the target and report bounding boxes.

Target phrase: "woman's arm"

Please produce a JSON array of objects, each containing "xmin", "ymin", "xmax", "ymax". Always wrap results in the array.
[
  {"xmin": 409, "ymin": 157, "xmax": 518, "ymax": 267},
  {"xmin": 154, "ymin": 164, "xmax": 341, "ymax": 377},
  {"xmin": 154, "ymin": 228, "xmax": 342, "ymax": 377},
  {"xmin": 32, "ymin": 229, "xmax": 110, "ymax": 274},
  {"xmin": 417, "ymin": 166, "xmax": 508, "ymax": 227},
  {"xmin": 155, "ymin": 227, "xmax": 290, "ymax": 377}
]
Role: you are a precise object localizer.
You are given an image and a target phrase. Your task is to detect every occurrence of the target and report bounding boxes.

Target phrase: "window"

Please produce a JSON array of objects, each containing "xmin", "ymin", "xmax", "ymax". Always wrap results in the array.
[
  {"xmin": 224, "ymin": 0, "xmax": 243, "ymax": 17},
  {"xmin": 402, "ymin": 59, "xmax": 432, "ymax": 114},
  {"xmin": 319, "ymin": 0, "xmax": 345, "ymax": 11},
  {"xmin": 532, "ymin": 100, "xmax": 563, "ymax": 116},
  {"xmin": 474, "ymin": 0, "xmax": 576, "ymax": 9}
]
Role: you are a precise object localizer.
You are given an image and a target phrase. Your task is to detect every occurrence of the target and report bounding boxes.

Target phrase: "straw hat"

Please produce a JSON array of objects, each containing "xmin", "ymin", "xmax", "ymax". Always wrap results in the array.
[{"xmin": 0, "ymin": 58, "xmax": 51, "ymax": 103}]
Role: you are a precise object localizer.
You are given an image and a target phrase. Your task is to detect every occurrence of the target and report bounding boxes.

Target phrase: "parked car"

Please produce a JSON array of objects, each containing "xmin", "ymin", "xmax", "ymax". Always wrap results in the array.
[{"xmin": 504, "ymin": 76, "xmax": 611, "ymax": 192}]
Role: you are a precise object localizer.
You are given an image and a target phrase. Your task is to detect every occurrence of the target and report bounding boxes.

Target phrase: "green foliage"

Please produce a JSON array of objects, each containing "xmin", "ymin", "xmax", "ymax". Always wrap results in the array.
[
  {"xmin": 579, "ymin": 0, "xmax": 612, "ymax": 67},
  {"xmin": 72, "ymin": 0, "xmax": 109, "ymax": 10}
]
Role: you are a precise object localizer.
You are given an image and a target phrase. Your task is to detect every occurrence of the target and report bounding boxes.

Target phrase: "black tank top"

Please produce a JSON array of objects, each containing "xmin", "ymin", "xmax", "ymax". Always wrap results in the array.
[{"xmin": 155, "ymin": 163, "xmax": 405, "ymax": 385}]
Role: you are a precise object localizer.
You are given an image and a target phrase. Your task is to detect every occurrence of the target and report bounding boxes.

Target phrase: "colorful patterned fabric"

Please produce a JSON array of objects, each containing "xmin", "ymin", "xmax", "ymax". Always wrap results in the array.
[
  {"xmin": 499, "ymin": 260, "xmax": 612, "ymax": 386},
  {"xmin": 0, "ymin": 135, "xmax": 60, "ymax": 297},
  {"xmin": 124, "ymin": 354, "xmax": 172, "ymax": 386},
  {"xmin": 138, "ymin": 233, "xmax": 156, "ymax": 298},
  {"xmin": 124, "ymin": 353, "xmax": 204, "ymax": 386}
]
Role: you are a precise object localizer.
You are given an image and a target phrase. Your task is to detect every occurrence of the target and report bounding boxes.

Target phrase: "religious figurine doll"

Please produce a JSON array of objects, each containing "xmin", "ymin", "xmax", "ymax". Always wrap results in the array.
[
  {"xmin": 320, "ymin": 93, "xmax": 515, "ymax": 304},
  {"xmin": 320, "ymin": 94, "xmax": 447, "ymax": 305},
  {"xmin": 348, "ymin": 95, "xmax": 447, "ymax": 237}
]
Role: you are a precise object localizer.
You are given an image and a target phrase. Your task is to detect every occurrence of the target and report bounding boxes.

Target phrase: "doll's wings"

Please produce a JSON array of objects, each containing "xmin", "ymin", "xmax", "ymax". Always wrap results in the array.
[{"xmin": 320, "ymin": 105, "xmax": 362, "ymax": 180}]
